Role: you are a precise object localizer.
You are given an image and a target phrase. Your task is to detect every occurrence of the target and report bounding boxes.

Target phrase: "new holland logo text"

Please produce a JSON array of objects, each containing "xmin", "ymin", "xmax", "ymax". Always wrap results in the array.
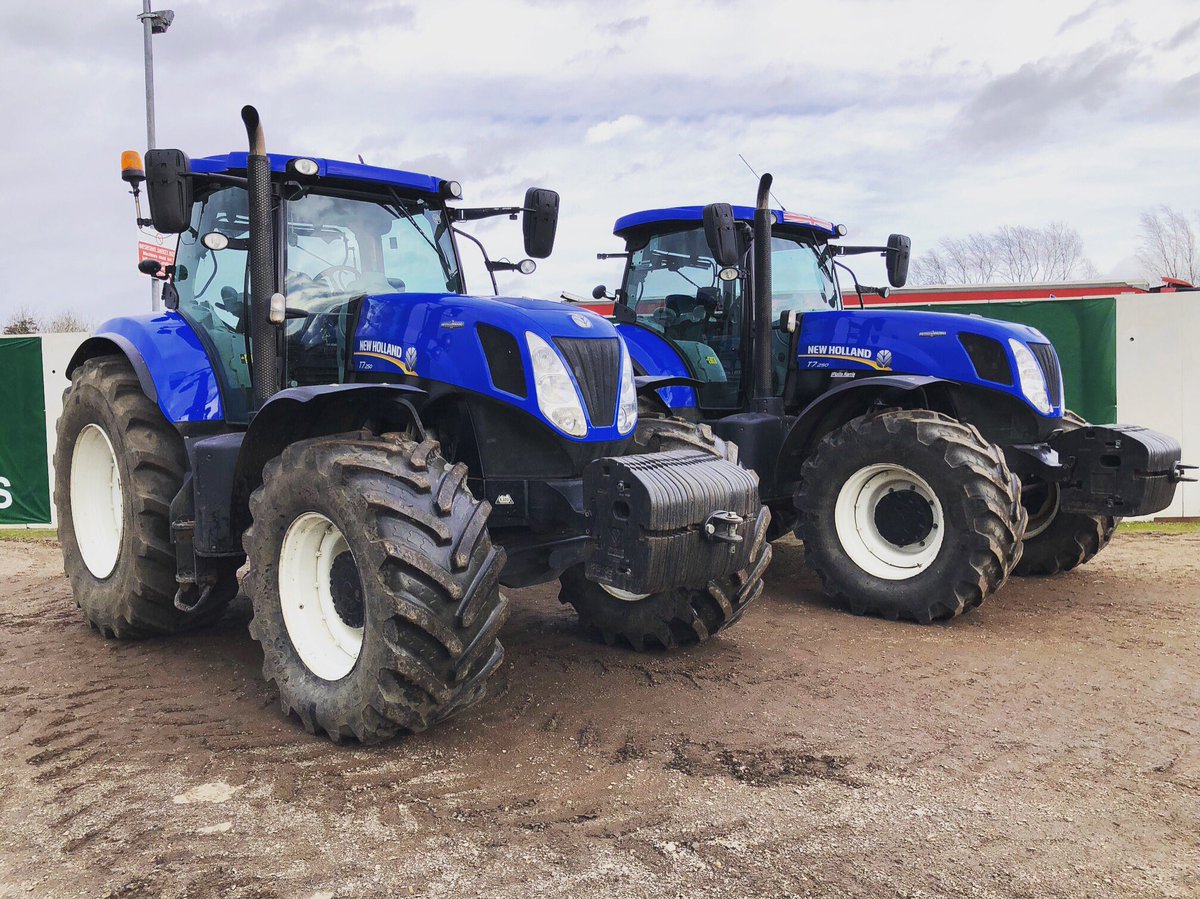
[
  {"xmin": 354, "ymin": 339, "xmax": 418, "ymax": 375},
  {"xmin": 800, "ymin": 344, "xmax": 894, "ymax": 371},
  {"xmin": 806, "ymin": 344, "xmax": 873, "ymax": 359}
]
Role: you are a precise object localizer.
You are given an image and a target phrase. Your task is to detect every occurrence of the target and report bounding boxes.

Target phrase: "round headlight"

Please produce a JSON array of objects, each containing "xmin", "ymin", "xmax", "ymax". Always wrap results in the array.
[
  {"xmin": 201, "ymin": 232, "xmax": 229, "ymax": 251},
  {"xmin": 517, "ymin": 259, "xmax": 536, "ymax": 275},
  {"xmin": 443, "ymin": 180, "xmax": 463, "ymax": 199},
  {"xmin": 291, "ymin": 158, "xmax": 319, "ymax": 177},
  {"xmin": 718, "ymin": 266, "xmax": 740, "ymax": 282}
]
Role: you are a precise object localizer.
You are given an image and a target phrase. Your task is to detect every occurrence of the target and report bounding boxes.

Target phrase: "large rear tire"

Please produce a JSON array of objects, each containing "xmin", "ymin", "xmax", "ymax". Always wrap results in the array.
[
  {"xmin": 244, "ymin": 433, "xmax": 508, "ymax": 743},
  {"xmin": 55, "ymin": 356, "xmax": 233, "ymax": 638},
  {"xmin": 558, "ymin": 413, "xmax": 771, "ymax": 650},
  {"xmin": 1013, "ymin": 411, "xmax": 1119, "ymax": 576},
  {"xmin": 795, "ymin": 410, "xmax": 1026, "ymax": 623}
]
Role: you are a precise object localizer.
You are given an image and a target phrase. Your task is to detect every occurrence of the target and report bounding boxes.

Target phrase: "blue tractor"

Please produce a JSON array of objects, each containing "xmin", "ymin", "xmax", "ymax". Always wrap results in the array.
[
  {"xmin": 591, "ymin": 175, "xmax": 1188, "ymax": 623},
  {"xmin": 55, "ymin": 108, "xmax": 770, "ymax": 743}
]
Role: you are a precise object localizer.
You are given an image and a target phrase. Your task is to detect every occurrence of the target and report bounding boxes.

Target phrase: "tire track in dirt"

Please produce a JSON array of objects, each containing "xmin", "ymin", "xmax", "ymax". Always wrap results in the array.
[{"xmin": 3, "ymin": 537, "xmax": 1200, "ymax": 898}]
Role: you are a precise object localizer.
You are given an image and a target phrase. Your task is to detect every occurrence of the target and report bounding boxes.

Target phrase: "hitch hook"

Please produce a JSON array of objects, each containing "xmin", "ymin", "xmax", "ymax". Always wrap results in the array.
[{"xmin": 703, "ymin": 510, "xmax": 744, "ymax": 545}]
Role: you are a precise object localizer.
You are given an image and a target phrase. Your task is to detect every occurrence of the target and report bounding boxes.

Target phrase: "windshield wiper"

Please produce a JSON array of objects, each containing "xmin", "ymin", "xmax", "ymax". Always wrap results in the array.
[{"xmin": 381, "ymin": 191, "xmax": 455, "ymax": 282}]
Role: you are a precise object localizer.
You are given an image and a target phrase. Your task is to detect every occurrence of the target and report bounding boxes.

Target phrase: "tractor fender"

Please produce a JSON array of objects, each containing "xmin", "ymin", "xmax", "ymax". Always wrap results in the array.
[
  {"xmin": 67, "ymin": 314, "xmax": 224, "ymax": 423},
  {"xmin": 780, "ymin": 374, "xmax": 954, "ymax": 467},
  {"xmin": 228, "ymin": 384, "xmax": 427, "ymax": 535},
  {"xmin": 68, "ymin": 334, "xmax": 159, "ymax": 404}
]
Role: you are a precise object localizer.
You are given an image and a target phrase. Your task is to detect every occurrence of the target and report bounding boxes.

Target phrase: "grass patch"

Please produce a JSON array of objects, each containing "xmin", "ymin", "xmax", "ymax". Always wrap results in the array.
[
  {"xmin": 1118, "ymin": 520, "xmax": 1200, "ymax": 535},
  {"xmin": 0, "ymin": 528, "xmax": 57, "ymax": 542}
]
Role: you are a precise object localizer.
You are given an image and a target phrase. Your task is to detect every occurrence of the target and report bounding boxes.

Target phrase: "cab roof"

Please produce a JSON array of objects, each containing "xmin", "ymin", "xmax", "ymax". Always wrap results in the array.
[
  {"xmin": 192, "ymin": 152, "xmax": 450, "ymax": 198},
  {"xmin": 614, "ymin": 205, "xmax": 840, "ymax": 239}
]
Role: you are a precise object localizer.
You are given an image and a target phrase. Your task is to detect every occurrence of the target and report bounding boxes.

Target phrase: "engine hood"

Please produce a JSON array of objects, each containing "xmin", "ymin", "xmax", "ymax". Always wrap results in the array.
[
  {"xmin": 796, "ymin": 308, "xmax": 1062, "ymax": 416},
  {"xmin": 350, "ymin": 291, "xmax": 629, "ymax": 441}
]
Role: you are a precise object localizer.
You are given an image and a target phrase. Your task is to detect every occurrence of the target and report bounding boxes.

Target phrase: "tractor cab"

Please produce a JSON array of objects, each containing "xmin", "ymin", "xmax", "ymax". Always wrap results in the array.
[
  {"xmin": 148, "ymin": 151, "xmax": 554, "ymax": 424},
  {"xmin": 608, "ymin": 207, "xmax": 842, "ymax": 410}
]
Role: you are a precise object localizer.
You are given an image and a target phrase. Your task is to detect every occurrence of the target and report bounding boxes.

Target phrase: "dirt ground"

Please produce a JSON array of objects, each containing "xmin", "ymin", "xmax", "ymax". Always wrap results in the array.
[{"xmin": 0, "ymin": 532, "xmax": 1197, "ymax": 899}]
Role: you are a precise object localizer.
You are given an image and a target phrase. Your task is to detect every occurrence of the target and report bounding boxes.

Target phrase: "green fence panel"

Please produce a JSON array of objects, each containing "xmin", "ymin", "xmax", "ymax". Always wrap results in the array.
[
  {"xmin": 0, "ymin": 337, "xmax": 51, "ymax": 524},
  {"xmin": 898, "ymin": 298, "xmax": 1118, "ymax": 424}
]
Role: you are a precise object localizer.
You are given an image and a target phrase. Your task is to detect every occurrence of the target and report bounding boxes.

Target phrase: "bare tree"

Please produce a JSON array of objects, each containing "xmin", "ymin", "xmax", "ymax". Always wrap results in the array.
[
  {"xmin": 46, "ymin": 311, "xmax": 94, "ymax": 333},
  {"xmin": 3, "ymin": 307, "xmax": 43, "ymax": 335},
  {"xmin": 1136, "ymin": 205, "xmax": 1198, "ymax": 283},
  {"xmin": 910, "ymin": 221, "xmax": 1096, "ymax": 286}
]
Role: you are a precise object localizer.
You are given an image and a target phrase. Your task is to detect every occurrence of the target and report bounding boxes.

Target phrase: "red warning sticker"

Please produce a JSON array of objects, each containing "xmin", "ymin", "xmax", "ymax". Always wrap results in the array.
[{"xmin": 138, "ymin": 241, "xmax": 175, "ymax": 267}]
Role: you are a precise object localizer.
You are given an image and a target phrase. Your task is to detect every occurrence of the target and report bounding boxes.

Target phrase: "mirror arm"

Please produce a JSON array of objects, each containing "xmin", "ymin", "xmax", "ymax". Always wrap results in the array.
[
  {"xmin": 832, "ymin": 245, "xmax": 888, "ymax": 257},
  {"xmin": 596, "ymin": 252, "xmax": 630, "ymax": 260},
  {"xmin": 453, "ymin": 206, "xmax": 523, "ymax": 222},
  {"xmin": 833, "ymin": 259, "xmax": 867, "ymax": 309},
  {"xmin": 197, "ymin": 172, "xmax": 250, "ymax": 189},
  {"xmin": 451, "ymin": 226, "xmax": 498, "ymax": 295}
]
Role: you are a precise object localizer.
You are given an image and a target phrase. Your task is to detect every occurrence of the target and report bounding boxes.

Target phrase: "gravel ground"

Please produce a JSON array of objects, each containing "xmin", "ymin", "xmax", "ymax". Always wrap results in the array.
[{"xmin": 0, "ymin": 532, "xmax": 1197, "ymax": 899}]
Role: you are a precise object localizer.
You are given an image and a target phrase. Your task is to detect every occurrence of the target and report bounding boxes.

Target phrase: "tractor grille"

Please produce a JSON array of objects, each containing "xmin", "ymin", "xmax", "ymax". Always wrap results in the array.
[
  {"xmin": 554, "ymin": 337, "xmax": 619, "ymax": 429},
  {"xmin": 1029, "ymin": 342, "xmax": 1063, "ymax": 407}
]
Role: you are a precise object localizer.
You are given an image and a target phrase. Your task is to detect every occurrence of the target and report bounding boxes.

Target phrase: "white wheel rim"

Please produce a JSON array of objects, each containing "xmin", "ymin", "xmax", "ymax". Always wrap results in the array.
[
  {"xmin": 278, "ymin": 512, "xmax": 364, "ymax": 681},
  {"xmin": 833, "ymin": 463, "xmax": 945, "ymax": 581},
  {"xmin": 1023, "ymin": 483, "xmax": 1060, "ymax": 539},
  {"xmin": 601, "ymin": 583, "xmax": 652, "ymax": 602},
  {"xmin": 70, "ymin": 423, "xmax": 124, "ymax": 579}
]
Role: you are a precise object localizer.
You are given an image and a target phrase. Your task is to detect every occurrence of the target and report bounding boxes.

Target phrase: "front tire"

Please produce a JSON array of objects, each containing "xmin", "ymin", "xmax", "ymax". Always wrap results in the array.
[
  {"xmin": 558, "ymin": 413, "xmax": 771, "ymax": 650},
  {"xmin": 1013, "ymin": 411, "xmax": 1118, "ymax": 576},
  {"xmin": 795, "ymin": 410, "xmax": 1026, "ymax": 623},
  {"xmin": 244, "ymin": 433, "xmax": 508, "ymax": 743},
  {"xmin": 55, "ymin": 356, "xmax": 230, "ymax": 637}
]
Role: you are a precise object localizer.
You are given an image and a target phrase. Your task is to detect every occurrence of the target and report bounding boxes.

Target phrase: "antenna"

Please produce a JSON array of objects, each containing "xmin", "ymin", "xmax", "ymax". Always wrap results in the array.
[
  {"xmin": 738, "ymin": 154, "xmax": 786, "ymax": 210},
  {"xmin": 358, "ymin": 154, "xmax": 366, "ymax": 164}
]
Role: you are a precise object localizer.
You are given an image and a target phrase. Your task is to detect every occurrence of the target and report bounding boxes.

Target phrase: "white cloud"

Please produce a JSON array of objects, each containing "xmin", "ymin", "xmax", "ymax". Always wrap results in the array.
[
  {"xmin": 585, "ymin": 115, "xmax": 645, "ymax": 144},
  {"xmin": 1, "ymin": 0, "xmax": 1198, "ymax": 327}
]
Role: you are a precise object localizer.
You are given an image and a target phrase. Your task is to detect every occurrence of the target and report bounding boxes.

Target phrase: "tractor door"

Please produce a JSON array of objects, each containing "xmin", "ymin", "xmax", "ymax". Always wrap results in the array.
[
  {"xmin": 621, "ymin": 226, "xmax": 746, "ymax": 409},
  {"xmin": 173, "ymin": 187, "xmax": 255, "ymax": 423}
]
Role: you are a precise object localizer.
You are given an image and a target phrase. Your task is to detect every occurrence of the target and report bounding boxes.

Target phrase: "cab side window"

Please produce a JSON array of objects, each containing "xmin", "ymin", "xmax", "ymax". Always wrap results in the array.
[{"xmin": 173, "ymin": 188, "xmax": 253, "ymax": 422}]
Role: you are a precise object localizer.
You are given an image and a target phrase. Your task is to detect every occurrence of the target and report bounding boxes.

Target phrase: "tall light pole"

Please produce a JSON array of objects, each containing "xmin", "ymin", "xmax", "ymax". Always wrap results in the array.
[{"xmin": 137, "ymin": 2, "xmax": 174, "ymax": 311}]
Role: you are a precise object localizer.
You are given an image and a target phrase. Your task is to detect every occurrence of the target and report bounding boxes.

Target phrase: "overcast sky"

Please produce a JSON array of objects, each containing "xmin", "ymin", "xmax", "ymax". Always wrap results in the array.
[{"xmin": 1, "ymin": 0, "xmax": 1197, "ymax": 325}]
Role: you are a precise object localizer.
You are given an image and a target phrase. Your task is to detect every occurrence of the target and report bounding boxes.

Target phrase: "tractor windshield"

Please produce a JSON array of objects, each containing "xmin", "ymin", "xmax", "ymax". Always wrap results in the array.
[
  {"xmin": 621, "ymin": 225, "xmax": 837, "ymax": 408},
  {"xmin": 282, "ymin": 190, "xmax": 462, "ymax": 387},
  {"xmin": 284, "ymin": 191, "xmax": 461, "ymax": 308}
]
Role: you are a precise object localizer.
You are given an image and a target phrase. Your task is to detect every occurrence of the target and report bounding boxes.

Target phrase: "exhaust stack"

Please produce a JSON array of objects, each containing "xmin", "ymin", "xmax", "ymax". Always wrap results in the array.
[
  {"xmin": 751, "ymin": 174, "xmax": 779, "ymax": 414},
  {"xmin": 241, "ymin": 105, "xmax": 278, "ymax": 408}
]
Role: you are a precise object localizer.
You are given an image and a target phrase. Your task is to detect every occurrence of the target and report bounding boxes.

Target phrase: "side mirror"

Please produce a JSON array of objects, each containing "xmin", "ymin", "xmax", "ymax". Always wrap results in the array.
[
  {"xmin": 592, "ymin": 284, "xmax": 609, "ymax": 300},
  {"xmin": 144, "ymin": 148, "xmax": 193, "ymax": 234},
  {"xmin": 778, "ymin": 309, "xmax": 801, "ymax": 334},
  {"xmin": 886, "ymin": 233, "xmax": 911, "ymax": 287},
  {"xmin": 523, "ymin": 187, "xmax": 559, "ymax": 258},
  {"xmin": 702, "ymin": 203, "xmax": 741, "ymax": 268}
]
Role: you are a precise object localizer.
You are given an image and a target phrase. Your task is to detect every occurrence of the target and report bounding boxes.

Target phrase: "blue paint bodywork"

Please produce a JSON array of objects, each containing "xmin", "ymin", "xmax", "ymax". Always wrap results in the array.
[
  {"xmin": 92, "ymin": 297, "xmax": 633, "ymax": 439},
  {"xmin": 615, "ymin": 206, "xmax": 840, "ymax": 239},
  {"xmin": 614, "ymin": 323, "xmax": 697, "ymax": 408},
  {"xmin": 90, "ymin": 313, "xmax": 224, "ymax": 423},
  {"xmin": 192, "ymin": 153, "xmax": 449, "ymax": 198},
  {"xmin": 353, "ymin": 293, "xmax": 631, "ymax": 440},
  {"xmin": 626, "ymin": 308, "xmax": 1063, "ymax": 418}
]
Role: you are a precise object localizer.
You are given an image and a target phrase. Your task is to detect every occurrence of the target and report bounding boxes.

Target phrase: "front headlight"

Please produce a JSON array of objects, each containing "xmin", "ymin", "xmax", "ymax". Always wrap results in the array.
[
  {"xmin": 1008, "ymin": 339, "xmax": 1051, "ymax": 414},
  {"xmin": 525, "ymin": 332, "xmax": 587, "ymax": 437},
  {"xmin": 616, "ymin": 345, "xmax": 637, "ymax": 435}
]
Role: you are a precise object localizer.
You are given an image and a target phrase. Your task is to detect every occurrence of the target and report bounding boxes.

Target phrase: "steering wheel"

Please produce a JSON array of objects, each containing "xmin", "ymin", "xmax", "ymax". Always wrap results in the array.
[
  {"xmin": 313, "ymin": 265, "xmax": 361, "ymax": 291},
  {"xmin": 651, "ymin": 307, "xmax": 678, "ymax": 327}
]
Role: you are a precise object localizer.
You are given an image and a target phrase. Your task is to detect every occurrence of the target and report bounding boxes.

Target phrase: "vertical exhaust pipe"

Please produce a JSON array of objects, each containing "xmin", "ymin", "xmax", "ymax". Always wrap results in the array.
[
  {"xmin": 241, "ymin": 105, "xmax": 278, "ymax": 408},
  {"xmin": 751, "ymin": 173, "xmax": 778, "ymax": 414}
]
